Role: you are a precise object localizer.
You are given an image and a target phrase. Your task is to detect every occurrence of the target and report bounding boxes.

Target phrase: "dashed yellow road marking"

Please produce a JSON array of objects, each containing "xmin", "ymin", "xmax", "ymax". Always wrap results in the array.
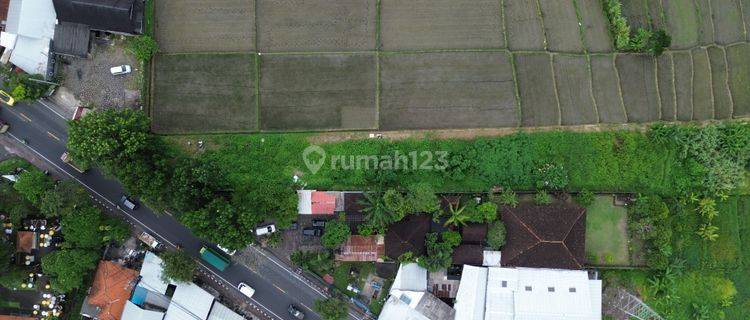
[
  {"xmin": 273, "ymin": 284, "xmax": 286, "ymax": 293},
  {"xmin": 18, "ymin": 112, "xmax": 32, "ymax": 122},
  {"xmin": 47, "ymin": 131, "xmax": 60, "ymax": 141}
]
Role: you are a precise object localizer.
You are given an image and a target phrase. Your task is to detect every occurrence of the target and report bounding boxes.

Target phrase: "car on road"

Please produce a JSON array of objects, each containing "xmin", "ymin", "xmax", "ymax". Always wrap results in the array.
[
  {"xmin": 110, "ymin": 65, "xmax": 132, "ymax": 76},
  {"xmin": 302, "ymin": 227, "xmax": 322, "ymax": 237},
  {"xmin": 311, "ymin": 219, "xmax": 327, "ymax": 227},
  {"xmin": 0, "ymin": 90, "xmax": 15, "ymax": 106},
  {"xmin": 119, "ymin": 195, "xmax": 138, "ymax": 210},
  {"xmin": 288, "ymin": 305, "xmax": 305, "ymax": 319},
  {"xmin": 217, "ymin": 244, "xmax": 236, "ymax": 256},
  {"xmin": 0, "ymin": 119, "xmax": 8, "ymax": 133},
  {"xmin": 255, "ymin": 224, "xmax": 276, "ymax": 236},
  {"xmin": 60, "ymin": 151, "xmax": 88, "ymax": 173},
  {"xmin": 238, "ymin": 282, "xmax": 255, "ymax": 298}
]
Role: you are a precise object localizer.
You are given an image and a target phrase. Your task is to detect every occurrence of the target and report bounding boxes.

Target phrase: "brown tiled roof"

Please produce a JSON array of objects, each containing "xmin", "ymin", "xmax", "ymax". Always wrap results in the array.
[
  {"xmin": 0, "ymin": 316, "xmax": 36, "ymax": 320},
  {"xmin": 87, "ymin": 261, "xmax": 139, "ymax": 320},
  {"xmin": 451, "ymin": 244, "xmax": 484, "ymax": 266},
  {"xmin": 461, "ymin": 223, "xmax": 487, "ymax": 244},
  {"xmin": 16, "ymin": 231, "xmax": 36, "ymax": 253},
  {"xmin": 500, "ymin": 202, "xmax": 587, "ymax": 269},
  {"xmin": 385, "ymin": 214, "xmax": 431, "ymax": 259},
  {"xmin": 0, "ymin": 0, "xmax": 9, "ymax": 21},
  {"xmin": 335, "ymin": 235, "xmax": 385, "ymax": 262}
]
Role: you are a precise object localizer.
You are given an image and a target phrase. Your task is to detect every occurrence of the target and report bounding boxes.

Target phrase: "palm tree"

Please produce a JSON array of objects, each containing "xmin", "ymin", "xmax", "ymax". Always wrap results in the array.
[
  {"xmin": 696, "ymin": 223, "xmax": 719, "ymax": 241},
  {"xmin": 359, "ymin": 192, "xmax": 393, "ymax": 233},
  {"xmin": 443, "ymin": 202, "xmax": 468, "ymax": 227}
]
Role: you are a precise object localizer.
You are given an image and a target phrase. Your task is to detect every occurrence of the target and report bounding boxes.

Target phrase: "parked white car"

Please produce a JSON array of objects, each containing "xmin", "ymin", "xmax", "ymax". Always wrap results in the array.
[
  {"xmin": 217, "ymin": 244, "xmax": 236, "ymax": 256},
  {"xmin": 255, "ymin": 224, "xmax": 276, "ymax": 236},
  {"xmin": 110, "ymin": 65, "xmax": 132, "ymax": 75},
  {"xmin": 238, "ymin": 282, "xmax": 255, "ymax": 298}
]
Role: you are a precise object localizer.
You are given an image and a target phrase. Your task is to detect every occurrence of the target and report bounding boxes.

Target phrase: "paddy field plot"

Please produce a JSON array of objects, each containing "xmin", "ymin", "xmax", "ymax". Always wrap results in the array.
[
  {"xmin": 259, "ymin": 54, "xmax": 377, "ymax": 131},
  {"xmin": 707, "ymin": 46, "xmax": 734, "ymax": 119},
  {"xmin": 256, "ymin": 0, "xmax": 376, "ymax": 52},
  {"xmin": 663, "ymin": 0, "xmax": 700, "ymax": 48},
  {"xmin": 379, "ymin": 52, "xmax": 518, "ymax": 130},
  {"xmin": 504, "ymin": 0, "xmax": 546, "ymax": 50},
  {"xmin": 154, "ymin": 0, "xmax": 255, "ymax": 53},
  {"xmin": 552, "ymin": 54, "xmax": 598, "ymax": 125},
  {"xmin": 691, "ymin": 48, "xmax": 715, "ymax": 120},
  {"xmin": 379, "ymin": 0, "xmax": 504, "ymax": 50},
  {"xmin": 726, "ymin": 43, "xmax": 750, "ymax": 117},
  {"xmin": 657, "ymin": 53, "xmax": 677, "ymax": 121},
  {"xmin": 151, "ymin": 54, "xmax": 257, "ymax": 133},
  {"xmin": 576, "ymin": 0, "xmax": 614, "ymax": 53},
  {"xmin": 672, "ymin": 51, "xmax": 694, "ymax": 121},
  {"xmin": 711, "ymin": 0, "xmax": 746, "ymax": 44},
  {"xmin": 589, "ymin": 55, "xmax": 627, "ymax": 123},
  {"xmin": 615, "ymin": 54, "xmax": 660, "ymax": 123},
  {"xmin": 538, "ymin": 0, "xmax": 584, "ymax": 53},
  {"xmin": 515, "ymin": 53, "xmax": 560, "ymax": 126}
]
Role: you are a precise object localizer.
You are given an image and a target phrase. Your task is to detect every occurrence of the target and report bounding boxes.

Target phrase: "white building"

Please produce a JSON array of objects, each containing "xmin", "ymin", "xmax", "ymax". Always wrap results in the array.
[
  {"xmin": 454, "ymin": 265, "xmax": 602, "ymax": 320},
  {"xmin": 0, "ymin": 0, "xmax": 56, "ymax": 76},
  {"xmin": 379, "ymin": 263, "xmax": 455, "ymax": 320}
]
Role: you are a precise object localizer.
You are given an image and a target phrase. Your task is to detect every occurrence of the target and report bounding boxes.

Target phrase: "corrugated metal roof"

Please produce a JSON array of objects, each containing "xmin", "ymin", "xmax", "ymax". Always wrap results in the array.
[
  {"xmin": 391, "ymin": 263, "xmax": 427, "ymax": 292},
  {"xmin": 121, "ymin": 300, "xmax": 165, "ymax": 320},
  {"xmin": 164, "ymin": 283, "xmax": 214, "ymax": 320},
  {"xmin": 207, "ymin": 302, "xmax": 244, "ymax": 320}
]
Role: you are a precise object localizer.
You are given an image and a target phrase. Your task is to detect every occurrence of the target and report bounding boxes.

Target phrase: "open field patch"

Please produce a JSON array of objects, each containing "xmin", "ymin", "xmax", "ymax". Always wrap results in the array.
[
  {"xmin": 726, "ymin": 43, "xmax": 750, "ymax": 117},
  {"xmin": 708, "ymin": 47, "xmax": 734, "ymax": 119},
  {"xmin": 691, "ymin": 48, "xmax": 714, "ymax": 120},
  {"xmin": 538, "ymin": 0, "xmax": 584, "ymax": 52},
  {"xmin": 585, "ymin": 195, "xmax": 629, "ymax": 266},
  {"xmin": 615, "ymin": 54, "xmax": 660, "ymax": 123},
  {"xmin": 154, "ymin": 0, "xmax": 254, "ymax": 53},
  {"xmin": 657, "ymin": 53, "xmax": 676, "ymax": 121},
  {"xmin": 647, "ymin": 0, "xmax": 666, "ymax": 28},
  {"xmin": 380, "ymin": 0, "xmax": 503, "ymax": 50},
  {"xmin": 589, "ymin": 55, "xmax": 627, "ymax": 123},
  {"xmin": 552, "ymin": 54, "xmax": 598, "ymax": 125},
  {"xmin": 152, "ymin": 54, "xmax": 257, "ymax": 133},
  {"xmin": 672, "ymin": 51, "xmax": 694, "ymax": 120},
  {"xmin": 256, "ymin": 0, "xmax": 375, "ymax": 52},
  {"xmin": 711, "ymin": 0, "xmax": 746, "ymax": 44},
  {"xmin": 663, "ymin": 0, "xmax": 699, "ymax": 48},
  {"xmin": 259, "ymin": 54, "xmax": 376, "ymax": 131},
  {"xmin": 620, "ymin": 0, "xmax": 649, "ymax": 28},
  {"xmin": 515, "ymin": 53, "xmax": 559, "ymax": 126},
  {"xmin": 577, "ymin": 0, "xmax": 613, "ymax": 52},
  {"xmin": 379, "ymin": 52, "xmax": 518, "ymax": 130},
  {"xmin": 695, "ymin": 0, "xmax": 716, "ymax": 44},
  {"xmin": 504, "ymin": 0, "xmax": 546, "ymax": 50}
]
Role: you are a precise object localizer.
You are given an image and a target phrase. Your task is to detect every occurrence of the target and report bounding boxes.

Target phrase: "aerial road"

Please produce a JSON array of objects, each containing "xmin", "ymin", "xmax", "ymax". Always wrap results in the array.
[{"xmin": 0, "ymin": 99, "xmax": 365, "ymax": 320}]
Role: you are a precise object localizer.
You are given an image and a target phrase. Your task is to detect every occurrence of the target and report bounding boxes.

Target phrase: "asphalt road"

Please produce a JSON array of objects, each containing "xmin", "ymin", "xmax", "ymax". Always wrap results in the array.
[{"xmin": 0, "ymin": 100, "xmax": 364, "ymax": 320}]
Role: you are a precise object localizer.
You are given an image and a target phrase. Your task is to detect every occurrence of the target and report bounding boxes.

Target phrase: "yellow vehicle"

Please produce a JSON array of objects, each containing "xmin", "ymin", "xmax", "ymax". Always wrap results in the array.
[{"xmin": 0, "ymin": 90, "xmax": 15, "ymax": 106}]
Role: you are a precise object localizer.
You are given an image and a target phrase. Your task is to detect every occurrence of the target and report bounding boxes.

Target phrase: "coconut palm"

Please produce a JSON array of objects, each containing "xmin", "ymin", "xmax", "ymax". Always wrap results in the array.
[{"xmin": 443, "ymin": 201, "xmax": 469, "ymax": 227}]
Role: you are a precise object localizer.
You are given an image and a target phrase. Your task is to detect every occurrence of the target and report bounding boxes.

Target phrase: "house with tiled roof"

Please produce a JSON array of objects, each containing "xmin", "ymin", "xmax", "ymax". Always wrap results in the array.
[
  {"xmin": 80, "ymin": 261, "xmax": 139, "ymax": 320},
  {"xmin": 335, "ymin": 235, "xmax": 385, "ymax": 262},
  {"xmin": 500, "ymin": 202, "xmax": 587, "ymax": 269},
  {"xmin": 298, "ymin": 190, "xmax": 343, "ymax": 215},
  {"xmin": 385, "ymin": 214, "xmax": 431, "ymax": 259}
]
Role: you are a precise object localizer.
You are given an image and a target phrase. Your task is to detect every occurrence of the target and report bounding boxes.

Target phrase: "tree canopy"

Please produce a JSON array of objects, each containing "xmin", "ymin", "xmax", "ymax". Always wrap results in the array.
[
  {"xmin": 14, "ymin": 169, "xmax": 54, "ymax": 205},
  {"xmin": 160, "ymin": 250, "xmax": 196, "ymax": 283},
  {"xmin": 321, "ymin": 214, "xmax": 351, "ymax": 248},
  {"xmin": 42, "ymin": 249, "xmax": 99, "ymax": 292},
  {"xmin": 314, "ymin": 298, "xmax": 347, "ymax": 320}
]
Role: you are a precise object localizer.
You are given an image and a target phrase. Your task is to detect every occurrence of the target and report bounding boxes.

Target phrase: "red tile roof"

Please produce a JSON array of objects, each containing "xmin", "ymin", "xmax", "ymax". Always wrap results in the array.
[
  {"xmin": 311, "ymin": 192, "xmax": 336, "ymax": 214},
  {"xmin": 335, "ymin": 235, "xmax": 385, "ymax": 262},
  {"xmin": 0, "ymin": 0, "xmax": 9, "ymax": 21},
  {"xmin": 87, "ymin": 261, "xmax": 139, "ymax": 320}
]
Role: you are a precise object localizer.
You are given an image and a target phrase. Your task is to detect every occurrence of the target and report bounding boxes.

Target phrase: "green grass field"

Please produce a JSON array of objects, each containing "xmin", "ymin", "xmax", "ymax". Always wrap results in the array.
[{"xmin": 585, "ymin": 195, "xmax": 630, "ymax": 265}]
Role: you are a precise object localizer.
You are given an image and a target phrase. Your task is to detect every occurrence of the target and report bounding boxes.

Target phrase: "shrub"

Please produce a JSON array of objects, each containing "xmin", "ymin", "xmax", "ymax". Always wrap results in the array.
[
  {"xmin": 534, "ymin": 191, "xmax": 552, "ymax": 205},
  {"xmin": 321, "ymin": 214, "xmax": 351, "ymax": 248},
  {"xmin": 11, "ymin": 84, "xmax": 27, "ymax": 101},
  {"xmin": 535, "ymin": 163, "xmax": 568, "ymax": 191},
  {"xmin": 442, "ymin": 230, "xmax": 462, "ymax": 248},
  {"xmin": 575, "ymin": 190, "xmax": 595, "ymax": 207},
  {"xmin": 486, "ymin": 221, "xmax": 506, "ymax": 250},
  {"xmin": 498, "ymin": 188, "xmax": 519, "ymax": 207},
  {"xmin": 128, "ymin": 35, "xmax": 159, "ymax": 62}
]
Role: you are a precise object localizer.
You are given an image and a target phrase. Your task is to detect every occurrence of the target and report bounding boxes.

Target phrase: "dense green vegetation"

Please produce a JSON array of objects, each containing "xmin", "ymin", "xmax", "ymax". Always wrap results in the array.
[
  {"xmin": 159, "ymin": 250, "xmax": 197, "ymax": 283},
  {"xmin": 314, "ymin": 298, "xmax": 347, "ymax": 320},
  {"xmin": 601, "ymin": 0, "xmax": 671, "ymax": 55},
  {"xmin": 0, "ymin": 158, "xmax": 129, "ymax": 293}
]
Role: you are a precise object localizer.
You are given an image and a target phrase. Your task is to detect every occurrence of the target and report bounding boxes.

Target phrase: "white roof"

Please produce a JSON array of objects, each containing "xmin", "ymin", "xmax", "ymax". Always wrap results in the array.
[
  {"xmin": 297, "ymin": 190, "xmax": 312, "ymax": 214},
  {"xmin": 378, "ymin": 291, "xmax": 430, "ymax": 320},
  {"xmin": 453, "ymin": 265, "xmax": 488, "ymax": 320},
  {"xmin": 9, "ymin": 36, "xmax": 50, "ymax": 75},
  {"xmin": 207, "ymin": 302, "xmax": 244, "ymax": 320},
  {"xmin": 139, "ymin": 252, "xmax": 173, "ymax": 294},
  {"xmin": 482, "ymin": 250, "xmax": 502, "ymax": 267},
  {"xmin": 2, "ymin": 0, "xmax": 56, "ymax": 76},
  {"xmin": 454, "ymin": 267, "xmax": 602, "ymax": 320},
  {"xmin": 164, "ymin": 283, "xmax": 215, "ymax": 320},
  {"xmin": 121, "ymin": 300, "xmax": 165, "ymax": 320},
  {"xmin": 391, "ymin": 263, "xmax": 427, "ymax": 292}
]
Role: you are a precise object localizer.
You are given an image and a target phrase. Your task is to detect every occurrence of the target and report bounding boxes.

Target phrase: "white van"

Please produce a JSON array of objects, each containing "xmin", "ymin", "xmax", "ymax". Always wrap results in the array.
[
  {"xmin": 255, "ymin": 224, "xmax": 276, "ymax": 236},
  {"xmin": 238, "ymin": 282, "xmax": 255, "ymax": 298}
]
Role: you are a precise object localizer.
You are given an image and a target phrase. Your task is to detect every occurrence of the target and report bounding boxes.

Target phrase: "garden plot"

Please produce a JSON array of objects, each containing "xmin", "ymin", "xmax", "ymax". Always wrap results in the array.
[
  {"xmin": 577, "ymin": 0, "xmax": 613, "ymax": 52},
  {"xmin": 691, "ymin": 48, "xmax": 714, "ymax": 120},
  {"xmin": 515, "ymin": 53, "xmax": 560, "ymax": 126},
  {"xmin": 552, "ymin": 54, "xmax": 598, "ymax": 125},
  {"xmin": 259, "ymin": 54, "xmax": 376, "ymax": 131},
  {"xmin": 707, "ymin": 47, "xmax": 734, "ymax": 119},
  {"xmin": 672, "ymin": 51, "xmax": 694, "ymax": 121},
  {"xmin": 585, "ymin": 196, "xmax": 630, "ymax": 266},
  {"xmin": 154, "ymin": 0, "xmax": 255, "ymax": 53},
  {"xmin": 256, "ymin": 0, "xmax": 375, "ymax": 52},
  {"xmin": 726, "ymin": 43, "xmax": 750, "ymax": 117},
  {"xmin": 504, "ymin": 0, "xmax": 546, "ymax": 50},
  {"xmin": 538, "ymin": 0, "xmax": 584, "ymax": 52},
  {"xmin": 657, "ymin": 53, "xmax": 677, "ymax": 121},
  {"xmin": 711, "ymin": 0, "xmax": 746, "ymax": 44},
  {"xmin": 663, "ymin": 0, "xmax": 699, "ymax": 48},
  {"xmin": 379, "ymin": 0, "xmax": 504, "ymax": 50},
  {"xmin": 615, "ymin": 54, "xmax": 660, "ymax": 123},
  {"xmin": 152, "ymin": 54, "xmax": 257, "ymax": 133},
  {"xmin": 589, "ymin": 55, "xmax": 627, "ymax": 123},
  {"xmin": 379, "ymin": 52, "xmax": 518, "ymax": 130},
  {"xmin": 694, "ymin": 0, "xmax": 715, "ymax": 44}
]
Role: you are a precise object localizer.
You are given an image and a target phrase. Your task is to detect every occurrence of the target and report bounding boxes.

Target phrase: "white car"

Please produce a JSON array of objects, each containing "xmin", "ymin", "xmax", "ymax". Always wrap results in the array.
[
  {"xmin": 238, "ymin": 282, "xmax": 255, "ymax": 298},
  {"xmin": 110, "ymin": 65, "xmax": 132, "ymax": 75},
  {"xmin": 217, "ymin": 244, "xmax": 236, "ymax": 256},
  {"xmin": 255, "ymin": 224, "xmax": 276, "ymax": 236}
]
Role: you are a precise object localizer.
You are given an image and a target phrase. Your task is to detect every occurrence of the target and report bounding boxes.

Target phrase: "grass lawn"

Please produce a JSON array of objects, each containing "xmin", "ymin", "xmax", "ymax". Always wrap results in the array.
[
  {"xmin": 585, "ymin": 195, "xmax": 629, "ymax": 265},
  {"xmin": 0, "ymin": 300, "xmax": 21, "ymax": 309},
  {"xmin": 332, "ymin": 262, "xmax": 376, "ymax": 298}
]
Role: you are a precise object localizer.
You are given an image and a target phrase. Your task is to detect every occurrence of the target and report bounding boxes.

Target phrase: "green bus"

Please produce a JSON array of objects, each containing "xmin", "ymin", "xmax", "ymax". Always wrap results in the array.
[{"xmin": 199, "ymin": 246, "xmax": 230, "ymax": 271}]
